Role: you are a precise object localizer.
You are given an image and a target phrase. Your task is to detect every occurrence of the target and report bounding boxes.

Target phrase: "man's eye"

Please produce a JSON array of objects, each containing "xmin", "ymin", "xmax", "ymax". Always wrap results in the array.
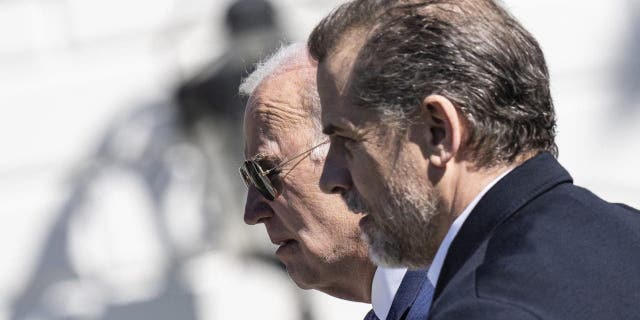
[
  {"xmin": 329, "ymin": 134, "xmax": 358, "ymax": 154},
  {"xmin": 265, "ymin": 167, "xmax": 283, "ymax": 189},
  {"xmin": 333, "ymin": 134, "xmax": 353, "ymax": 141},
  {"xmin": 340, "ymin": 135, "xmax": 357, "ymax": 144}
]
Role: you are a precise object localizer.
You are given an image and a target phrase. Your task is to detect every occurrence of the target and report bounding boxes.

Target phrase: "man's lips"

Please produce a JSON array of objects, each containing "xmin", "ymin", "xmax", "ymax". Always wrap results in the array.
[
  {"xmin": 267, "ymin": 229, "xmax": 298, "ymax": 255},
  {"xmin": 270, "ymin": 237, "xmax": 297, "ymax": 247},
  {"xmin": 272, "ymin": 239, "xmax": 295, "ymax": 246},
  {"xmin": 273, "ymin": 238, "xmax": 298, "ymax": 257}
]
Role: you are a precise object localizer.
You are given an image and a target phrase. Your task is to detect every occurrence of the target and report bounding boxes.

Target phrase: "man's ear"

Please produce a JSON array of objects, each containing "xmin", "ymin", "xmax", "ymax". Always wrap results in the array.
[{"xmin": 415, "ymin": 94, "xmax": 463, "ymax": 167}]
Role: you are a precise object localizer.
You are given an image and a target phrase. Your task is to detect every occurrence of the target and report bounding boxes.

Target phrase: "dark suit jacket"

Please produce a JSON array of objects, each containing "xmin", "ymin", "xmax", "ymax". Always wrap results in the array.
[
  {"xmin": 428, "ymin": 152, "xmax": 640, "ymax": 319},
  {"xmin": 384, "ymin": 270, "xmax": 431, "ymax": 320}
]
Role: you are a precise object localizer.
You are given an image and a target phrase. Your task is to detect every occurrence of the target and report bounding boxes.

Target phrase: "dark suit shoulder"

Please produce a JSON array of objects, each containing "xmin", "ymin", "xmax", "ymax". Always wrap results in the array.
[
  {"xmin": 432, "ymin": 155, "xmax": 640, "ymax": 319},
  {"xmin": 482, "ymin": 183, "xmax": 640, "ymax": 266},
  {"xmin": 472, "ymin": 183, "xmax": 640, "ymax": 319}
]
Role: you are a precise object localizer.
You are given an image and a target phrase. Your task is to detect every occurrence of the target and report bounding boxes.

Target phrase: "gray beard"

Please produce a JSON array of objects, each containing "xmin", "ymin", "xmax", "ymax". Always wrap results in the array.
[{"xmin": 346, "ymin": 181, "xmax": 443, "ymax": 269}]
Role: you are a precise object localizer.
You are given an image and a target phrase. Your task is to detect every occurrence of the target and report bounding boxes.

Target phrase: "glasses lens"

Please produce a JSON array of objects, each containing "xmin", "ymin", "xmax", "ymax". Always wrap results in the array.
[
  {"xmin": 239, "ymin": 165, "xmax": 251, "ymax": 187},
  {"xmin": 244, "ymin": 160, "xmax": 278, "ymax": 201}
]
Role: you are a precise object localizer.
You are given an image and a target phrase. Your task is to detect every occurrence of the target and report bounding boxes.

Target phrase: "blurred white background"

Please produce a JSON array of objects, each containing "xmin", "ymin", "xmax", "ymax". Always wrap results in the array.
[{"xmin": 0, "ymin": 0, "xmax": 639, "ymax": 319}]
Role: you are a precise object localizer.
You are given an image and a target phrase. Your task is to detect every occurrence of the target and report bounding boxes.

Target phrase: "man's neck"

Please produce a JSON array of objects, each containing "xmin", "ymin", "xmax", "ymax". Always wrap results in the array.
[
  {"xmin": 437, "ymin": 161, "xmax": 520, "ymax": 244},
  {"xmin": 453, "ymin": 167, "xmax": 512, "ymax": 217},
  {"xmin": 427, "ymin": 163, "xmax": 516, "ymax": 286},
  {"xmin": 321, "ymin": 262, "xmax": 376, "ymax": 303}
]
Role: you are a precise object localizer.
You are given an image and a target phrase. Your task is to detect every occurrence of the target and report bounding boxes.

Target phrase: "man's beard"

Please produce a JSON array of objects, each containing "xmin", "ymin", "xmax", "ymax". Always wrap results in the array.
[{"xmin": 345, "ymin": 179, "xmax": 443, "ymax": 269}]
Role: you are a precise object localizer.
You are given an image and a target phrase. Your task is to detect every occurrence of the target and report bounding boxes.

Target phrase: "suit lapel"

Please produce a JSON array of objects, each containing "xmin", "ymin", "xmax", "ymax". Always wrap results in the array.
[
  {"xmin": 433, "ymin": 152, "xmax": 573, "ymax": 299},
  {"xmin": 386, "ymin": 270, "xmax": 428, "ymax": 320}
]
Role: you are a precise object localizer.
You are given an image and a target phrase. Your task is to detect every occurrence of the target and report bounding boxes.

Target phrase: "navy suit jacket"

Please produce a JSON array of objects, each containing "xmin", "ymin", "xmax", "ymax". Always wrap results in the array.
[
  {"xmin": 385, "ymin": 270, "xmax": 431, "ymax": 320},
  {"xmin": 427, "ymin": 152, "xmax": 640, "ymax": 319}
]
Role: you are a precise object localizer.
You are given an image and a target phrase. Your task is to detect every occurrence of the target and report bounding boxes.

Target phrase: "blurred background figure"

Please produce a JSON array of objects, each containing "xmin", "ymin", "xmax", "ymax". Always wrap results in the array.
[
  {"xmin": 178, "ymin": 0, "xmax": 284, "ymax": 129},
  {"xmin": 6, "ymin": 1, "xmax": 310, "ymax": 319},
  {"xmin": 174, "ymin": 0, "xmax": 286, "ymax": 257},
  {"xmin": 0, "ymin": 0, "xmax": 639, "ymax": 320}
]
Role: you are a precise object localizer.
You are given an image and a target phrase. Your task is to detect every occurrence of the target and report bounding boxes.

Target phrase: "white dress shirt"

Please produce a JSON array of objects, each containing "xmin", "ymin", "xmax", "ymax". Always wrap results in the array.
[
  {"xmin": 427, "ymin": 169, "xmax": 513, "ymax": 287},
  {"xmin": 371, "ymin": 267, "xmax": 407, "ymax": 320}
]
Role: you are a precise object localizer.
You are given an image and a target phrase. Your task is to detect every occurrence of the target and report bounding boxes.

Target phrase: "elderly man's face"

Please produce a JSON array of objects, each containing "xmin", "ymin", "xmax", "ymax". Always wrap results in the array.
[
  {"xmin": 243, "ymin": 69, "xmax": 371, "ymax": 292},
  {"xmin": 317, "ymin": 43, "xmax": 443, "ymax": 269}
]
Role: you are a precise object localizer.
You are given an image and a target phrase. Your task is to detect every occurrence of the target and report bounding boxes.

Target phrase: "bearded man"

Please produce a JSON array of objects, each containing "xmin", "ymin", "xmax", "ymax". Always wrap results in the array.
[{"xmin": 309, "ymin": 0, "xmax": 640, "ymax": 319}]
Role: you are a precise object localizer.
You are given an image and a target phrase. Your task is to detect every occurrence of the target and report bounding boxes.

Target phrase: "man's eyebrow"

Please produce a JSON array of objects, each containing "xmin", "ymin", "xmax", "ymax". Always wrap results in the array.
[{"xmin": 252, "ymin": 152, "xmax": 280, "ymax": 163}]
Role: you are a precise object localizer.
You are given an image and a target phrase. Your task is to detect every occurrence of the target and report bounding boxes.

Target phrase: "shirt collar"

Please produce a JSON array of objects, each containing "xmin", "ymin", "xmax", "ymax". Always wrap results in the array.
[
  {"xmin": 371, "ymin": 267, "xmax": 407, "ymax": 320},
  {"xmin": 427, "ymin": 168, "xmax": 513, "ymax": 286}
]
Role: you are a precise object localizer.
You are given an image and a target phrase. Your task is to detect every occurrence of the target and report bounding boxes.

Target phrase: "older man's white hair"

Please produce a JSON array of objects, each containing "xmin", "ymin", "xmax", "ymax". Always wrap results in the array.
[{"xmin": 240, "ymin": 42, "xmax": 327, "ymax": 161}]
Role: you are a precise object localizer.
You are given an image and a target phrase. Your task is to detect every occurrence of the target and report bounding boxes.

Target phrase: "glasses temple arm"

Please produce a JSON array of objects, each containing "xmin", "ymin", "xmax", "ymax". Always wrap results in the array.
[{"xmin": 264, "ymin": 139, "xmax": 329, "ymax": 174}]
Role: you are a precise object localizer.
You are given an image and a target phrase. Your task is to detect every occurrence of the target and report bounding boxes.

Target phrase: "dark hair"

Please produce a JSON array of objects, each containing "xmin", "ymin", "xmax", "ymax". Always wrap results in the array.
[
  {"xmin": 308, "ymin": 0, "xmax": 557, "ymax": 168},
  {"xmin": 308, "ymin": 0, "xmax": 390, "ymax": 62}
]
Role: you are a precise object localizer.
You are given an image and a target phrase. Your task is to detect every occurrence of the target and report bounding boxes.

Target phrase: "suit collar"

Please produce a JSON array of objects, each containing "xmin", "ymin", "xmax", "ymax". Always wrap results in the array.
[
  {"xmin": 386, "ymin": 269, "xmax": 429, "ymax": 320},
  {"xmin": 433, "ymin": 152, "xmax": 573, "ymax": 299}
]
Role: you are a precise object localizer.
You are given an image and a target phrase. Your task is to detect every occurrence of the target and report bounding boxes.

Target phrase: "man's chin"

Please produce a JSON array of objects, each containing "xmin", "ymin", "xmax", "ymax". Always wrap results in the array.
[
  {"xmin": 276, "ymin": 248, "xmax": 315, "ymax": 289},
  {"xmin": 359, "ymin": 215, "xmax": 425, "ymax": 268},
  {"xmin": 361, "ymin": 233, "xmax": 397, "ymax": 268},
  {"xmin": 366, "ymin": 240, "xmax": 412, "ymax": 268},
  {"xmin": 363, "ymin": 229, "xmax": 434, "ymax": 269},
  {"xmin": 283, "ymin": 263, "xmax": 316, "ymax": 290},
  {"xmin": 359, "ymin": 216, "xmax": 394, "ymax": 266}
]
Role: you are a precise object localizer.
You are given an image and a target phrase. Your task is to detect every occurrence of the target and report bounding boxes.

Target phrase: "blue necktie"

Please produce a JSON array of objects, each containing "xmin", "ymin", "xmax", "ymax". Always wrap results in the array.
[
  {"xmin": 364, "ymin": 309, "xmax": 380, "ymax": 320},
  {"xmin": 423, "ymin": 279, "xmax": 435, "ymax": 312},
  {"xmin": 404, "ymin": 279, "xmax": 435, "ymax": 319},
  {"xmin": 368, "ymin": 278, "xmax": 435, "ymax": 320}
]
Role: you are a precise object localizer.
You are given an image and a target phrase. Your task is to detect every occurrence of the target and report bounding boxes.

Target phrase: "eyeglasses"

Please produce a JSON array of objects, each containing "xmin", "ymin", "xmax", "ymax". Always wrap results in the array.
[{"xmin": 239, "ymin": 139, "xmax": 329, "ymax": 201}]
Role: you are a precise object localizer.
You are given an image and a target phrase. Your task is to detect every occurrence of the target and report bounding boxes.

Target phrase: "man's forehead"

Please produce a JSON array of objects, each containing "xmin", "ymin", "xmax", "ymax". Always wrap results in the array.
[
  {"xmin": 243, "ymin": 119, "xmax": 285, "ymax": 161},
  {"xmin": 321, "ymin": 101, "xmax": 380, "ymax": 135},
  {"xmin": 318, "ymin": 27, "xmax": 368, "ymax": 85},
  {"xmin": 243, "ymin": 60, "xmax": 319, "ymax": 156},
  {"xmin": 244, "ymin": 103, "xmax": 310, "ymax": 160},
  {"xmin": 245, "ymin": 74, "xmax": 308, "ymax": 130},
  {"xmin": 320, "ymin": 45, "xmax": 359, "ymax": 93},
  {"xmin": 318, "ymin": 64, "xmax": 373, "ymax": 133},
  {"xmin": 247, "ymin": 98, "xmax": 307, "ymax": 127},
  {"xmin": 317, "ymin": 28, "xmax": 371, "ymax": 123},
  {"xmin": 245, "ymin": 105, "xmax": 285, "ymax": 149}
]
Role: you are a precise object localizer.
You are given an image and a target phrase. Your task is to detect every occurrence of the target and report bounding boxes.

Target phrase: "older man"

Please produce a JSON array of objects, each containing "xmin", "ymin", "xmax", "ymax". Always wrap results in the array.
[
  {"xmin": 308, "ymin": 0, "xmax": 640, "ymax": 319},
  {"xmin": 240, "ymin": 43, "xmax": 431, "ymax": 320}
]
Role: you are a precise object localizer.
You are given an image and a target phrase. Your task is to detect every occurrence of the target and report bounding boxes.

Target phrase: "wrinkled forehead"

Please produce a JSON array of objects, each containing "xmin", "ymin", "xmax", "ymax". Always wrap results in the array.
[
  {"xmin": 243, "ymin": 122, "xmax": 278, "ymax": 157},
  {"xmin": 243, "ymin": 78, "xmax": 312, "ymax": 159}
]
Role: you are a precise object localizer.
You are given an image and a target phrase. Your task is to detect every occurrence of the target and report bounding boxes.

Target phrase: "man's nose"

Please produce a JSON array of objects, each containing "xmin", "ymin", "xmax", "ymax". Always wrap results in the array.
[
  {"xmin": 244, "ymin": 187, "xmax": 273, "ymax": 225},
  {"xmin": 319, "ymin": 143, "xmax": 352, "ymax": 194}
]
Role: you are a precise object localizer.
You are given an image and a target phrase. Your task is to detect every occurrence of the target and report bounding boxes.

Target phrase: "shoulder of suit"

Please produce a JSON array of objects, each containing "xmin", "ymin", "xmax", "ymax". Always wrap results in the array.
[{"xmin": 463, "ymin": 183, "xmax": 640, "ymax": 316}]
